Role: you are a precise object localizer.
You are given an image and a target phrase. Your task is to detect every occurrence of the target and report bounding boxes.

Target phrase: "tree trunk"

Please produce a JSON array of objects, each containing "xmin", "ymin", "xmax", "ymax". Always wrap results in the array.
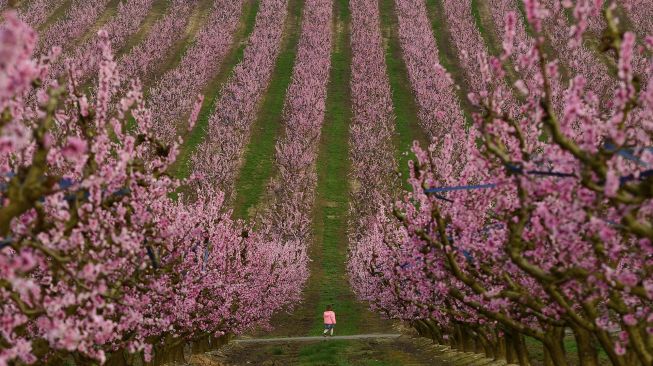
[
  {"xmin": 594, "ymin": 328, "xmax": 629, "ymax": 366},
  {"xmin": 105, "ymin": 351, "xmax": 128, "ymax": 366},
  {"xmin": 152, "ymin": 336, "xmax": 186, "ymax": 366},
  {"xmin": 513, "ymin": 333, "xmax": 532, "ymax": 366},
  {"xmin": 454, "ymin": 324, "xmax": 464, "ymax": 350},
  {"xmin": 424, "ymin": 319, "xmax": 444, "ymax": 344},
  {"xmin": 461, "ymin": 326, "xmax": 474, "ymax": 352},
  {"xmin": 496, "ymin": 335, "xmax": 507, "ymax": 361},
  {"xmin": 473, "ymin": 335, "xmax": 482, "ymax": 353},
  {"xmin": 570, "ymin": 325, "xmax": 599, "ymax": 366},
  {"xmin": 543, "ymin": 346, "xmax": 555, "ymax": 366},
  {"xmin": 208, "ymin": 334, "xmax": 231, "ymax": 350},
  {"xmin": 191, "ymin": 335, "xmax": 211, "ymax": 354},
  {"xmin": 413, "ymin": 320, "xmax": 427, "ymax": 337},
  {"xmin": 543, "ymin": 327, "xmax": 569, "ymax": 366},
  {"xmin": 505, "ymin": 332, "xmax": 518, "ymax": 364},
  {"xmin": 480, "ymin": 334, "xmax": 495, "ymax": 359}
]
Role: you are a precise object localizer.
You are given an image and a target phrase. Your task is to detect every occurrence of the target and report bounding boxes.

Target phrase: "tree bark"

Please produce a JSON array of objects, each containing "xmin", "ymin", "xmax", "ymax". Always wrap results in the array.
[
  {"xmin": 191, "ymin": 335, "xmax": 211, "ymax": 354},
  {"xmin": 152, "ymin": 336, "xmax": 186, "ymax": 366},
  {"xmin": 461, "ymin": 325, "xmax": 474, "ymax": 352},
  {"xmin": 570, "ymin": 325, "xmax": 599, "ymax": 366},
  {"xmin": 505, "ymin": 332, "xmax": 518, "ymax": 364},
  {"xmin": 496, "ymin": 334, "xmax": 507, "ymax": 361},
  {"xmin": 543, "ymin": 327, "xmax": 569, "ymax": 366},
  {"xmin": 105, "ymin": 351, "xmax": 128, "ymax": 366},
  {"xmin": 514, "ymin": 333, "xmax": 532, "ymax": 366}
]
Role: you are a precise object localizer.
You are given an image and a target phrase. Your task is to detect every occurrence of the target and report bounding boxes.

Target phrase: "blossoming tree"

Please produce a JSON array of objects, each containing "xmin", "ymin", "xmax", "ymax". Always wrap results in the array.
[
  {"xmin": 350, "ymin": 1, "xmax": 653, "ymax": 365},
  {"xmin": 0, "ymin": 11, "xmax": 303, "ymax": 365}
]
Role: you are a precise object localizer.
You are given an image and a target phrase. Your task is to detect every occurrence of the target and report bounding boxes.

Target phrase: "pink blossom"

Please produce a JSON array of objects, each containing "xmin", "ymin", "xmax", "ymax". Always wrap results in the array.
[{"xmin": 61, "ymin": 136, "xmax": 87, "ymax": 160}]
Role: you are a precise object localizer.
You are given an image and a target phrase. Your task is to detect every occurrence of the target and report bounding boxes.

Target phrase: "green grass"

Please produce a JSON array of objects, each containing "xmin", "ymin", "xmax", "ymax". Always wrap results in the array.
[
  {"xmin": 424, "ymin": 0, "xmax": 474, "ymax": 124},
  {"xmin": 309, "ymin": 0, "xmax": 361, "ymax": 337},
  {"xmin": 297, "ymin": 341, "xmax": 351, "ymax": 365},
  {"xmin": 378, "ymin": 0, "xmax": 429, "ymax": 189},
  {"xmin": 231, "ymin": 0, "xmax": 304, "ymax": 220},
  {"xmin": 470, "ymin": 0, "xmax": 501, "ymax": 57},
  {"xmin": 37, "ymin": 0, "xmax": 72, "ymax": 33},
  {"xmin": 118, "ymin": 0, "xmax": 170, "ymax": 58},
  {"xmin": 172, "ymin": 0, "xmax": 260, "ymax": 179}
]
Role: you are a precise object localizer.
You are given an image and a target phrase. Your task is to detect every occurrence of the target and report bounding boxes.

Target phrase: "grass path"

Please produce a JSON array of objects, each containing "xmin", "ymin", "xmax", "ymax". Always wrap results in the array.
[
  {"xmin": 75, "ymin": 0, "xmax": 122, "ymax": 46},
  {"xmin": 424, "ymin": 0, "xmax": 475, "ymax": 120},
  {"xmin": 172, "ymin": 0, "xmax": 260, "ymax": 179},
  {"xmin": 469, "ymin": 0, "xmax": 527, "ymax": 88},
  {"xmin": 231, "ymin": 0, "xmax": 304, "ymax": 220},
  {"xmin": 143, "ymin": 0, "xmax": 216, "ymax": 89},
  {"xmin": 378, "ymin": 0, "xmax": 429, "ymax": 188},
  {"xmin": 255, "ymin": 0, "xmax": 391, "ymax": 343},
  {"xmin": 35, "ymin": 0, "xmax": 71, "ymax": 33},
  {"xmin": 218, "ymin": 336, "xmax": 453, "ymax": 365},
  {"xmin": 307, "ymin": 0, "xmax": 369, "ymax": 337},
  {"xmin": 116, "ymin": 0, "xmax": 169, "ymax": 58}
]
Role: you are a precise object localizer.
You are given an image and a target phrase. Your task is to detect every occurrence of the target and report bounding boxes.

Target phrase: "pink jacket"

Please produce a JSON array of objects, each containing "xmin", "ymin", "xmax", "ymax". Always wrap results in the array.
[{"xmin": 323, "ymin": 310, "xmax": 336, "ymax": 324}]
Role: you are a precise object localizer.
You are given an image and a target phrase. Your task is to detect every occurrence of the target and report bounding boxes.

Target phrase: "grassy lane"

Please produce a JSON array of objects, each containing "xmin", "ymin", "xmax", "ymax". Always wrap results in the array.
[
  {"xmin": 260, "ymin": 0, "xmax": 353, "ymax": 339},
  {"xmin": 144, "ymin": 0, "xmax": 216, "ymax": 88},
  {"xmin": 172, "ymin": 0, "xmax": 260, "ymax": 180},
  {"xmin": 75, "ymin": 0, "xmax": 123, "ymax": 46},
  {"xmin": 424, "ymin": 0, "xmax": 475, "ymax": 121},
  {"xmin": 301, "ymin": 0, "xmax": 390, "ymax": 341},
  {"xmin": 378, "ymin": 0, "xmax": 429, "ymax": 188},
  {"xmin": 117, "ymin": 0, "xmax": 169, "ymax": 58},
  {"xmin": 231, "ymin": 0, "xmax": 304, "ymax": 220},
  {"xmin": 470, "ymin": 0, "xmax": 526, "ymax": 87},
  {"xmin": 469, "ymin": 0, "xmax": 501, "ymax": 56},
  {"xmin": 261, "ymin": 0, "xmax": 388, "ymax": 341},
  {"xmin": 36, "ymin": 0, "xmax": 71, "ymax": 33},
  {"xmin": 309, "ymin": 0, "xmax": 361, "ymax": 336}
]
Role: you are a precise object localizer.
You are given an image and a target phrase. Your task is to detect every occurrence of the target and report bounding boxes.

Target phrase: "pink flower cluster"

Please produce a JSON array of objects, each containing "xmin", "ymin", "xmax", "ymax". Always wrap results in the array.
[
  {"xmin": 192, "ymin": 0, "xmax": 289, "ymax": 199},
  {"xmin": 149, "ymin": 0, "xmax": 244, "ymax": 143}
]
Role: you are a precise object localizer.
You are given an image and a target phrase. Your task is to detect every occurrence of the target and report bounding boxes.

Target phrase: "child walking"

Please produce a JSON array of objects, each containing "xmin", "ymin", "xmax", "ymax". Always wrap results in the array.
[{"xmin": 323, "ymin": 305, "xmax": 336, "ymax": 337}]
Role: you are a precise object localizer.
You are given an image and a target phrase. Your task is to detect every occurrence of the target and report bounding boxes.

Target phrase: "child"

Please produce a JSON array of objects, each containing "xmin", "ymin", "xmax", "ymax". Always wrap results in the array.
[{"xmin": 323, "ymin": 305, "xmax": 336, "ymax": 337}]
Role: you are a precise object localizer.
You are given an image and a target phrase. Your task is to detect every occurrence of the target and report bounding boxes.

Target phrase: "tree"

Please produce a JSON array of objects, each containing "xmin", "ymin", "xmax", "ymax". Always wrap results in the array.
[
  {"xmin": 350, "ymin": 1, "xmax": 653, "ymax": 365},
  {"xmin": 0, "ymin": 11, "xmax": 303, "ymax": 365}
]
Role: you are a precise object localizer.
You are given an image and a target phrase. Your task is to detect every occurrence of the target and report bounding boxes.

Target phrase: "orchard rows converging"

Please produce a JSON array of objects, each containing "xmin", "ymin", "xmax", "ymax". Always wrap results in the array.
[{"xmin": 1, "ymin": 0, "xmax": 652, "ymax": 365}]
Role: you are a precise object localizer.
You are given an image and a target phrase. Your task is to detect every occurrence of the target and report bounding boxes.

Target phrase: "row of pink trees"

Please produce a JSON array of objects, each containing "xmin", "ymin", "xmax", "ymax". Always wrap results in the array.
[
  {"xmin": 393, "ymin": 0, "xmax": 465, "ymax": 141},
  {"xmin": 38, "ymin": 0, "xmax": 111, "ymax": 55},
  {"xmin": 192, "ymin": 0, "xmax": 289, "ymax": 200},
  {"xmin": 257, "ymin": 0, "xmax": 334, "ymax": 299},
  {"xmin": 349, "ymin": 1, "xmax": 653, "ymax": 365},
  {"xmin": 19, "ymin": 0, "xmax": 65, "ymax": 29},
  {"xmin": 0, "ymin": 10, "xmax": 305, "ymax": 366},
  {"xmin": 346, "ymin": 0, "xmax": 401, "ymax": 310},
  {"xmin": 118, "ymin": 0, "xmax": 195, "ymax": 85},
  {"xmin": 149, "ymin": 0, "xmax": 245, "ymax": 144},
  {"xmin": 60, "ymin": 0, "xmax": 156, "ymax": 82}
]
